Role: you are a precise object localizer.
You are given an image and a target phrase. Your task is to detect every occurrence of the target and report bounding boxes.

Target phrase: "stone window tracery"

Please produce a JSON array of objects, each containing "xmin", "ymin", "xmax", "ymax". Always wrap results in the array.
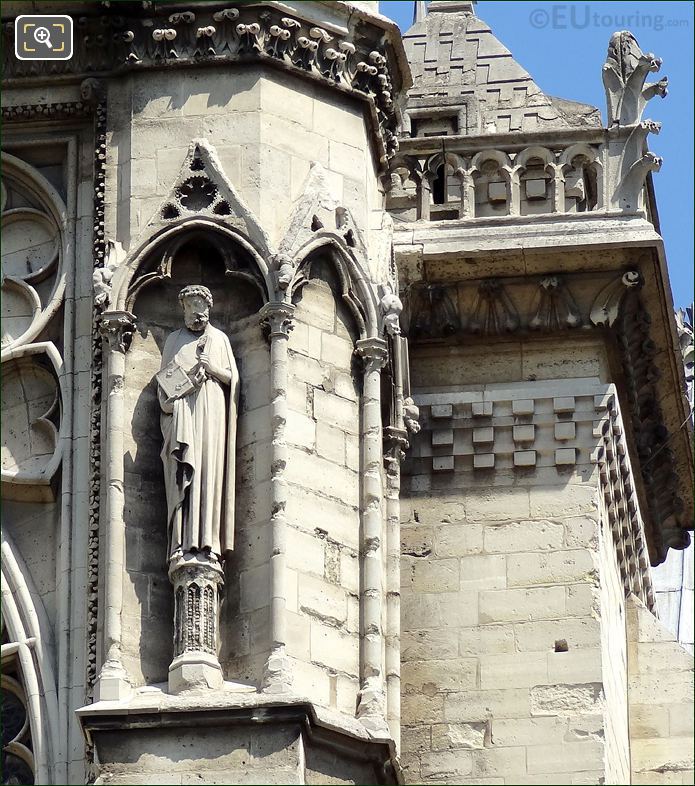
[{"xmin": 1, "ymin": 626, "xmax": 35, "ymax": 786}]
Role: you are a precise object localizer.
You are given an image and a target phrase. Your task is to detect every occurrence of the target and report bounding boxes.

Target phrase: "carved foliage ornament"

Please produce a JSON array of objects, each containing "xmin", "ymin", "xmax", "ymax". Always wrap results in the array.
[{"xmin": 2, "ymin": 7, "xmax": 399, "ymax": 163}]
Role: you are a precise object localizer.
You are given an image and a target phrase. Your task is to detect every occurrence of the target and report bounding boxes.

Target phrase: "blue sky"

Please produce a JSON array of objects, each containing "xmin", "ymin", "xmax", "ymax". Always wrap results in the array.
[{"xmin": 379, "ymin": 1, "xmax": 694, "ymax": 307}]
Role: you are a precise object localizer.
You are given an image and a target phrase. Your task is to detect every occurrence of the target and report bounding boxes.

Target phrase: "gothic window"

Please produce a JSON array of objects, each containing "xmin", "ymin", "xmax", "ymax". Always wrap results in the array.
[{"xmin": 1, "ymin": 626, "xmax": 35, "ymax": 786}]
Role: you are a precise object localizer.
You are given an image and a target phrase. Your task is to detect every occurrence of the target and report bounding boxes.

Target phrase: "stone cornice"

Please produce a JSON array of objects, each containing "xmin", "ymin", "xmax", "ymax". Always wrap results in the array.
[{"xmin": 1, "ymin": 2, "xmax": 405, "ymax": 167}]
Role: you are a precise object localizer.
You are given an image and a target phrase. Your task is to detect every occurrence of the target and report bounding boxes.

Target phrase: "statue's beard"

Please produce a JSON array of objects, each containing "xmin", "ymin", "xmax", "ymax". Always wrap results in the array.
[{"xmin": 185, "ymin": 315, "xmax": 208, "ymax": 332}]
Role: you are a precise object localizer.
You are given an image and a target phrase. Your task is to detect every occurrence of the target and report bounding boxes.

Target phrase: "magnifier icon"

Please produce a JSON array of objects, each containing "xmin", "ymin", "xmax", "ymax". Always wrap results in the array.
[{"xmin": 33, "ymin": 26, "xmax": 53, "ymax": 49}]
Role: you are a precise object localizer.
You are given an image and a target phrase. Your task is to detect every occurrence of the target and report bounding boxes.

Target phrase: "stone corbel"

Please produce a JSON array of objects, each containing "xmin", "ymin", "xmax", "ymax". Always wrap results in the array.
[
  {"xmin": 589, "ymin": 270, "xmax": 641, "ymax": 328},
  {"xmin": 94, "ymin": 310, "xmax": 137, "ymax": 702},
  {"xmin": 259, "ymin": 302, "xmax": 296, "ymax": 694}
]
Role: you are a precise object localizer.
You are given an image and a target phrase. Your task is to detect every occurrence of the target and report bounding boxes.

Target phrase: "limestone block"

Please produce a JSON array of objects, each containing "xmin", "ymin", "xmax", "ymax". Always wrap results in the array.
[
  {"xmin": 298, "ymin": 575, "xmax": 346, "ymax": 625},
  {"xmin": 288, "ymin": 379, "xmax": 311, "ymax": 416},
  {"xmin": 431, "ymin": 722, "xmax": 487, "ymax": 751},
  {"xmin": 289, "ymin": 352, "xmax": 330, "ymax": 388},
  {"xmin": 259, "ymin": 71, "xmax": 315, "ymax": 127},
  {"xmin": 432, "ymin": 428, "xmax": 454, "ymax": 446},
  {"xmin": 472, "ymin": 747, "xmax": 527, "ymax": 777},
  {"xmin": 285, "ymin": 527, "xmax": 325, "ymax": 576},
  {"xmin": 285, "ymin": 452, "xmax": 358, "ymax": 506},
  {"xmin": 514, "ymin": 618, "xmax": 601, "ymax": 652},
  {"xmin": 402, "ymin": 591, "xmax": 479, "ymax": 629},
  {"xmin": 434, "ymin": 524, "xmax": 484, "ymax": 557},
  {"xmin": 402, "ymin": 658, "xmax": 478, "ymax": 694},
  {"xmin": 474, "ymin": 454, "xmax": 496, "ymax": 469},
  {"xmin": 315, "ymin": 423, "xmax": 345, "ymax": 465},
  {"xmin": 669, "ymin": 704, "xmax": 695, "ymax": 737},
  {"xmin": 401, "ymin": 693, "xmax": 444, "ymax": 724},
  {"xmin": 506, "ymin": 549, "xmax": 595, "ymax": 587},
  {"xmin": 295, "ymin": 283, "xmax": 336, "ymax": 332},
  {"xmin": 555, "ymin": 422, "xmax": 577, "ymax": 441},
  {"xmin": 472, "ymin": 402, "xmax": 494, "ymax": 417},
  {"xmin": 491, "ymin": 716, "xmax": 568, "ymax": 747},
  {"xmin": 287, "ymin": 490, "xmax": 357, "ymax": 551},
  {"xmin": 420, "ymin": 749, "xmax": 474, "ymax": 780},
  {"xmin": 291, "ymin": 658, "xmax": 331, "ymax": 707},
  {"xmin": 514, "ymin": 450, "xmax": 537, "ymax": 467},
  {"xmin": 547, "ymin": 650, "xmax": 602, "ymax": 683},
  {"xmin": 312, "ymin": 97, "xmax": 367, "ymax": 149},
  {"xmin": 240, "ymin": 563, "xmax": 271, "ymax": 613},
  {"xmin": 479, "ymin": 587, "xmax": 565, "ymax": 623},
  {"xmin": 285, "ymin": 413, "xmax": 316, "ymax": 451},
  {"xmin": 287, "ymin": 322, "xmax": 322, "ymax": 361},
  {"xmin": 566, "ymin": 584, "xmax": 597, "ymax": 618},
  {"xmin": 512, "ymin": 399, "xmax": 535, "ymax": 416},
  {"xmin": 401, "ymin": 526, "xmax": 434, "ymax": 558},
  {"xmin": 328, "ymin": 140, "xmax": 366, "ymax": 180},
  {"xmin": 401, "ymin": 726, "xmax": 432, "ymax": 753},
  {"xmin": 432, "ymin": 456, "xmax": 455, "ymax": 472},
  {"xmin": 466, "ymin": 489, "xmax": 531, "ymax": 521},
  {"xmin": 473, "ymin": 427, "xmax": 494, "ymax": 444},
  {"xmin": 513, "ymin": 425, "xmax": 535, "ymax": 443},
  {"xmin": 564, "ymin": 516, "xmax": 600, "ymax": 549},
  {"xmin": 479, "ymin": 652, "xmax": 548, "ymax": 689},
  {"xmin": 340, "ymin": 551, "xmax": 359, "ymax": 594},
  {"xmin": 555, "ymin": 448, "xmax": 578, "ymax": 466},
  {"xmin": 402, "ymin": 629, "xmax": 459, "ymax": 662},
  {"xmin": 321, "ymin": 333, "xmax": 354, "ymax": 368},
  {"xmin": 459, "ymin": 625, "xmax": 515, "ymax": 657},
  {"xmin": 530, "ymin": 683, "xmax": 603, "ymax": 716},
  {"xmin": 444, "ymin": 689, "xmax": 530, "ymax": 722},
  {"xmin": 629, "ymin": 705, "xmax": 671, "ymax": 739},
  {"xmin": 309, "ymin": 621, "xmax": 358, "ymax": 677},
  {"xmin": 527, "ymin": 741, "xmax": 605, "ymax": 774},
  {"xmin": 529, "ymin": 485, "xmax": 598, "ymax": 518},
  {"xmin": 313, "ymin": 390, "xmax": 358, "ymax": 434},
  {"xmin": 459, "ymin": 554, "xmax": 507, "ymax": 590},
  {"xmin": 484, "ymin": 520, "xmax": 564, "ymax": 553},
  {"xmin": 404, "ymin": 557, "xmax": 459, "ymax": 593}
]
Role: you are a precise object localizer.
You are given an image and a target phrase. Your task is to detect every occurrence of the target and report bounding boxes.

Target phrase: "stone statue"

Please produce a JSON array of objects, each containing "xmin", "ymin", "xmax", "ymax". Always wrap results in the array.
[{"xmin": 157, "ymin": 285, "xmax": 239, "ymax": 565}]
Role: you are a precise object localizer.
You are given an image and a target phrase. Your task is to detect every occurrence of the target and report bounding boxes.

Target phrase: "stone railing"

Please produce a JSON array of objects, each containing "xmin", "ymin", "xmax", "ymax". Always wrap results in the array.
[{"xmin": 388, "ymin": 30, "xmax": 668, "ymax": 222}]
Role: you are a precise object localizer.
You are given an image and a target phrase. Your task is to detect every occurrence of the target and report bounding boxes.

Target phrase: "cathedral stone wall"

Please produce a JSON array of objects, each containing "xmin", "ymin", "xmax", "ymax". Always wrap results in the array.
[
  {"xmin": 398, "ymin": 337, "xmax": 633, "ymax": 784},
  {"xmin": 627, "ymin": 596, "xmax": 695, "ymax": 784}
]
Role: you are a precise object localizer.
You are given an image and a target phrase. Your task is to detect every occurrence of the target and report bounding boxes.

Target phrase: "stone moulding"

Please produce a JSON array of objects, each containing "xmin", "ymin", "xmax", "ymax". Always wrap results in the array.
[
  {"xmin": 77, "ymin": 697, "xmax": 401, "ymax": 783},
  {"xmin": 593, "ymin": 388, "xmax": 657, "ymax": 611},
  {"xmin": 1, "ymin": 3, "xmax": 405, "ymax": 168}
]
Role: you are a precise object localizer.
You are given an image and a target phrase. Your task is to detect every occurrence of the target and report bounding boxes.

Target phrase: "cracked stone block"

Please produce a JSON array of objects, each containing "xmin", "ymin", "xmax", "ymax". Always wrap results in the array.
[
  {"xmin": 514, "ymin": 450, "xmax": 537, "ymax": 467},
  {"xmin": 432, "ymin": 456, "xmax": 454, "ymax": 472},
  {"xmin": 555, "ymin": 422, "xmax": 576, "ymax": 441},
  {"xmin": 432, "ymin": 428, "xmax": 454, "ymax": 446},
  {"xmin": 472, "ymin": 401, "xmax": 493, "ymax": 417},
  {"xmin": 512, "ymin": 399, "xmax": 535, "ymax": 416},
  {"xmin": 488, "ymin": 181, "xmax": 507, "ymax": 202},
  {"xmin": 525, "ymin": 178, "xmax": 547, "ymax": 200},
  {"xmin": 473, "ymin": 453, "xmax": 495, "ymax": 469},
  {"xmin": 555, "ymin": 448, "xmax": 577, "ymax": 465},
  {"xmin": 431, "ymin": 404, "xmax": 453, "ymax": 419},
  {"xmin": 513, "ymin": 424, "xmax": 535, "ymax": 443},
  {"xmin": 553, "ymin": 397, "xmax": 575, "ymax": 414},
  {"xmin": 473, "ymin": 427, "xmax": 494, "ymax": 444}
]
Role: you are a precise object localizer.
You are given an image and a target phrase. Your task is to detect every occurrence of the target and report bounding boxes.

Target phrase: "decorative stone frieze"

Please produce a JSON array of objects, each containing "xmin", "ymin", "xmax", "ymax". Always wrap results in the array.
[{"xmin": 1, "ymin": 3, "xmax": 404, "ymax": 167}]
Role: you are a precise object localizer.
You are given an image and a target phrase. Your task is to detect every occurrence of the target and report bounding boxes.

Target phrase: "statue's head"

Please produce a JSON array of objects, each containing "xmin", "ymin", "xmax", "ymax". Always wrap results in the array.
[{"xmin": 178, "ymin": 285, "xmax": 213, "ymax": 333}]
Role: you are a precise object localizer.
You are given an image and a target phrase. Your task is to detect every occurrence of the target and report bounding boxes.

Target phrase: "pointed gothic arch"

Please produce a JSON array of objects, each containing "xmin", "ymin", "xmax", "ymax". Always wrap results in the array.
[{"xmin": 1, "ymin": 532, "xmax": 62, "ymax": 785}]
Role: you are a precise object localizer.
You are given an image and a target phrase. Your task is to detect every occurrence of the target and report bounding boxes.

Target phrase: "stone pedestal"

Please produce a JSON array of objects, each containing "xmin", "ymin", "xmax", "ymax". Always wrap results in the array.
[{"xmin": 168, "ymin": 553, "xmax": 224, "ymax": 693}]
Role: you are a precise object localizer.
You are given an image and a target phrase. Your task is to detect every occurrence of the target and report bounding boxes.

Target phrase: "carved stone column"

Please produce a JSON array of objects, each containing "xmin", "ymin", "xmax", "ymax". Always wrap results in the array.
[
  {"xmin": 260, "ymin": 302, "xmax": 295, "ymax": 693},
  {"xmin": 168, "ymin": 552, "xmax": 224, "ymax": 692},
  {"xmin": 355, "ymin": 337, "xmax": 389, "ymax": 733},
  {"xmin": 95, "ymin": 310, "xmax": 136, "ymax": 702}
]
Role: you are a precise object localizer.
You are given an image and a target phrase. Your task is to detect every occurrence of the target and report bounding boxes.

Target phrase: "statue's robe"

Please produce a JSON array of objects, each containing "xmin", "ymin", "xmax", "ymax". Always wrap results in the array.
[{"xmin": 158, "ymin": 324, "xmax": 238, "ymax": 559}]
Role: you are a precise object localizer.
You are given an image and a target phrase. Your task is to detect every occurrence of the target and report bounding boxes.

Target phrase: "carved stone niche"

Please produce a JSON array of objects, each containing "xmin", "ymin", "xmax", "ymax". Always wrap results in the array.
[{"xmin": 121, "ymin": 228, "xmax": 267, "ymax": 689}]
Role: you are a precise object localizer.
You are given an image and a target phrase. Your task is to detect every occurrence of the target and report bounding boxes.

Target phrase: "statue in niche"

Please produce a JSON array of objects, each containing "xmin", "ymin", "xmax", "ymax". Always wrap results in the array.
[{"xmin": 157, "ymin": 285, "xmax": 239, "ymax": 566}]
